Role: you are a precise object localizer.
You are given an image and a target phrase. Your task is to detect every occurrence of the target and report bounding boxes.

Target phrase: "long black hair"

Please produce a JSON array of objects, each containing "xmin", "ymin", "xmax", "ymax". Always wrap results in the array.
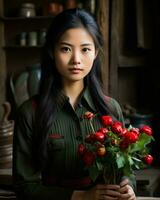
[{"xmin": 35, "ymin": 8, "xmax": 116, "ymax": 167}]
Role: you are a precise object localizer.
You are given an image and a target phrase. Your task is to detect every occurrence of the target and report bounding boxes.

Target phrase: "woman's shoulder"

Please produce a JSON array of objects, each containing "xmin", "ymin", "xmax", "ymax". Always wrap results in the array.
[
  {"xmin": 104, "ymin": 95, "xmax": 121, "ymax": 109},
  {"xmin": 104, "ymin": 95, "xmax": 124, "ymax": 122},
  {"xmin": 17, "ymin": 95, "xmax": 39, "ymax": 116}
]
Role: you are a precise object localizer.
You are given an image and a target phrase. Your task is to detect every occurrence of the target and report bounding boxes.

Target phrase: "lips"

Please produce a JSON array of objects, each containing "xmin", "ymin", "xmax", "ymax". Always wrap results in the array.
[
  {"xmin": 69, "ymin": 68, "xmax": 82, "ymax": 71},
  {"xmin": 69, "ymin": 68, "xmax": 83, "ymax": 73}
]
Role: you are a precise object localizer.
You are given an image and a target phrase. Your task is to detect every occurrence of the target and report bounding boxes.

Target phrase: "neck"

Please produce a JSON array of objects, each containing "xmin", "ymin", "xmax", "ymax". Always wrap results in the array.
[{"xmin": 63, "ymin": 81, "xmax": 84, "ymax": 108}]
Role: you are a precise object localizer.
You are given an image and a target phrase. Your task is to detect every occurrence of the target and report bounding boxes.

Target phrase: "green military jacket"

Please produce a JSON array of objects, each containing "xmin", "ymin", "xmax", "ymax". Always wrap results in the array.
[{"xmin": 13, "ymin": 88, "xmax": 135, "ymax": 200}]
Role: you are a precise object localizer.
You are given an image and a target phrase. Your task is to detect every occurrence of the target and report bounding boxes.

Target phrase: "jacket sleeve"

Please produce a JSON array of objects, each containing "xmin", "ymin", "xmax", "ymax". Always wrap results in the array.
[{"xmin": 12, "ymin": 100, "xmax": 73, "ymax": 200}]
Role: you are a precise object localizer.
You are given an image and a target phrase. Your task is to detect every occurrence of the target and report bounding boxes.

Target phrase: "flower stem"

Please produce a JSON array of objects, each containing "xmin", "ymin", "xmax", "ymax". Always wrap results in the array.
[
  {"xmin": 103, "ymin": 164, "xmax": 117, "ymax": 184},
  {"xmin": 89, "ymin": 120, "xmax": 95, "ymax": 133}
]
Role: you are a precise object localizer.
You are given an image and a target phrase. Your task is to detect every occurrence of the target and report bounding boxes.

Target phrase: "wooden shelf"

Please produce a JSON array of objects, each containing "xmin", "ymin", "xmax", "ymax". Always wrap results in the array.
[
  {"xmin": 0, "ymin": 16, "xmax": 54, "ymax": 21},
  {"xmin": 4, "ymin": 45, "xmax": 43, "ymax": 49}
]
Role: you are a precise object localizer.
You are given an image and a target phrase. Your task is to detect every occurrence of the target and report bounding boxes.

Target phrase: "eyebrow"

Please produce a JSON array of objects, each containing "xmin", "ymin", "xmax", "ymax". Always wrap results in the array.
[{"xmin": 59, "ymin": 42, "xmax": 94, "ymax": 47}]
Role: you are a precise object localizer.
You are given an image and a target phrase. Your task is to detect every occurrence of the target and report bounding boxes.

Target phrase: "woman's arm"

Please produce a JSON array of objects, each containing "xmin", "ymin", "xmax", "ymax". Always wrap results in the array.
[{"xmin": 13, "ymin": 100, "xmax": 73, "ymax": 200}]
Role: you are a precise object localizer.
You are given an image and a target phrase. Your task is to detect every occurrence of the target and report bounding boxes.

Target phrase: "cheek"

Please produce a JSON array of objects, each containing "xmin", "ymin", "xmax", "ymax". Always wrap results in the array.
[
  {"xmin": 54, "ymin": 54, "xmax": 68, "ymax": 68},
  {"xmin": 85, "ymin": 54, "xmax": 96, "ymax": 68}
]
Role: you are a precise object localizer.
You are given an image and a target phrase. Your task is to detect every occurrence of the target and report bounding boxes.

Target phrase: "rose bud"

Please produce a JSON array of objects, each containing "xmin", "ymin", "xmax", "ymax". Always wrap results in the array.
[
  {"xmin": 94, "ymin": 131, "xmax": 105, "ymax": 143},
  {"xmin": 96, "ymin": 145, "xmax": 106, "ymax": 157},
  {"xmin": 140, "ymin": 125, "xmax": 152, "ymax": 136},
  {"xmin": 85, "ymin": 133, "xmax": 95, "ymax": 143},
  {"xmin": 101, "ymin": 115, "xmax": 113, "ymax": 126},
  {"xmin": 111, "ymin": 139, "xmax": 118, "ymax": 146},
  {"xmin": 82, "ymin": 151, "xmax": 95, "ymax": 166},
  {"xmin": 111, "ymin": 121, "xmax": 123, "ymax": 135},
  {"xmin": 78, "ymin": 143, "xmax": 86, "ymax": 155},
  {"xmin": 84, "ymin": 111, "xmax": 94, "ymax": 120},
  {"xmin": 143, "ymin": 154, "xmax": 153, "ymax": 165}
]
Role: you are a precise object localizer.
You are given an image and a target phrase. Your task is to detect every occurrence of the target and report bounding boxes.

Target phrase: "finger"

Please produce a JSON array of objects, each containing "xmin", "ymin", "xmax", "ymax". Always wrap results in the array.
[
  {"xmin": 100, "ymin": 194, "xmax": 119, "ymax": 200},
  {"xmin": 96, "ymin": 184, "xmax": 120, "ymax": 190},
  {"xmin": 119, "ymin": 184, "xmax": 129, "ymax": 193},
  {"xmin": 120, "ymin": 179, "xmax": 129, "ymax": 187},
  {"xmin": 105, "ymin": 189, "xmax": 120, "ymax": 197},
  {"xmin": 120, "ymin": 192, "xmax": 136, "ymax": 200},
  {"xmin": 106, "ymin": 184, "xmax": 121, "ymax": 190}
]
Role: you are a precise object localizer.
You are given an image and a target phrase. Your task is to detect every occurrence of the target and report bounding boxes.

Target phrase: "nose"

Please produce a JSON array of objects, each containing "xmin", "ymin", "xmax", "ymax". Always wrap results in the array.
[{"xmin": 71, "ymin": 50, "xmax": 81, "ymax": 65}]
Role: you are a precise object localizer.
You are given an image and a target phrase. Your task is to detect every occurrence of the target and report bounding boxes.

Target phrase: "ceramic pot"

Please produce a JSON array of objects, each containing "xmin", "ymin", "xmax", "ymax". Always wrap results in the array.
[
  {"xmin": 27, "ymin": 64, "xmax": 41, "ymax": 97},
  {"xmin": 0, "ymin": 102, "xmax": 14, "ymax": 169}
]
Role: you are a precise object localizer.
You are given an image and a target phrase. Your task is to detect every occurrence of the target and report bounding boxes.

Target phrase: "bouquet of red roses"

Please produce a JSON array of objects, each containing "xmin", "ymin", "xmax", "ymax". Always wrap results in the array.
[{"xmin": 78, "ymin": 112, "xmax": 154, "ymax": 184}]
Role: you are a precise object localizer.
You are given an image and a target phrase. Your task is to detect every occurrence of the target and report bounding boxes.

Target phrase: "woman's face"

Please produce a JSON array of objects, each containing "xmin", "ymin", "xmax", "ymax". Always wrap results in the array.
[{"xmin": 54, "ymin": 27, "xmax": 97, "ymax": 85}]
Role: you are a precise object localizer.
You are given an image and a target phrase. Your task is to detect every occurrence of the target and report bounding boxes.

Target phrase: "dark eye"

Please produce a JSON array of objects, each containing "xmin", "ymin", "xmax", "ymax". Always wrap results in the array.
[
  {"xmin": 61, "ymin": 47, "xmax": 71, "ymax": 52},
  {"xmin": 82, "ymin": 48, "xmax": 91, "ymax": 53}
]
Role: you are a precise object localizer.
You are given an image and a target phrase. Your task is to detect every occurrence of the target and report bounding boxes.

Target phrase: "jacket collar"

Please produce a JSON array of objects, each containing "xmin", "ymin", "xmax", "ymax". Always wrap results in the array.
[{"xmin": 56, "ymin": 87, "xmax": 97, "ymax": 112}]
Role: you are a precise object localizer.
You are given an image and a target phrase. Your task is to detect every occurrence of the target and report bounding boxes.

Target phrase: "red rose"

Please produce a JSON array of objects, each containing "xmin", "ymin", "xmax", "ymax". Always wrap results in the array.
[
  {"xmin": 82, "ymin": 151, "xmax": 95, "ymax": 166},
  {"xmin": 140, "ymin": 125, "xmax": 152, "ymax": 136},
  {"xmin": 101, "ymin": 115, "xmax": 113, "ymax": 126},
  {"xmin": 94, "ymin": 131, "xmax": 105, "ymax": 143},
  {"xmin": 123, "ymin": 131, "xmax": 139, "ymax": 143},
  {"xmin": 143, "ymin": 154, "xmax": 153, "ymax": 165},
  {"xmin": 84, "ymin": 111, "xmax": 94, "ymax": 120},
  {"xmin": 78, "ymin": 144, "xmax": 86, "ymax": 155},
  {"xmin": 111, "ymin": 121, "xmax": 123, "ymax": 135}
]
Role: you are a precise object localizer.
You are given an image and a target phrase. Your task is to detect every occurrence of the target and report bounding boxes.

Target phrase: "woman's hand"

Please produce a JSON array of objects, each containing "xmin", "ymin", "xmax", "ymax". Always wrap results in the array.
[
  {"xmin": 118, "ymin": 179, "xmax": 136, "ymax": 200},
  {"xmin": 72, "ymin": 184, "xmax": 121, "ymax": 200},
  {"xmin": 85, "ymin": 184, "xmax": 121, "ymax": 200},
  {"xmin": 71, "ymin": 179, "xmax": 136, "ymax": 200}
]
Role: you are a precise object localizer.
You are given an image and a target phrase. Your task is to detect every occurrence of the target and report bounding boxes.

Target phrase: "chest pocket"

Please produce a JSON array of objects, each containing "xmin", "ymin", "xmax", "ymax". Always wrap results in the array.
[{"xmin": 48, "ymin": 134, "xmax": 65, "ymax": 151}]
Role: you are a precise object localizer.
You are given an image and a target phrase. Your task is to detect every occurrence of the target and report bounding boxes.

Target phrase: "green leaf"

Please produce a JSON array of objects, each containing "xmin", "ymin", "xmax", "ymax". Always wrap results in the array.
[
  {"xmin": 89, "ymin": 164, "xmax": 99, "ymax": 182},
  {"xmin": 128, "ymin": 125, "xmax": 133, "ymax": 130},
  {"xmin": 96, "ymin": 160, "xmax": 103, "ymax": 171},
  {"xmin": 130, "ymin": 133, "xmax": 152, "ymax": 153},
  {"xmin": 128, "ymin": 155, "xmax": 134, "ymax": 166},
  {"xmin": 116, "ymin": 154, "xmax": 125, "ymax": 168},
  {"xmin": 132, "ymin": 156, "xmax": 141, "ymax": 162}
]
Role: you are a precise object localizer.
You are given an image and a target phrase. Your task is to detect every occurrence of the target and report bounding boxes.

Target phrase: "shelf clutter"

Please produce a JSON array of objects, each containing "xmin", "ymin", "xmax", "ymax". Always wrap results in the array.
[{"xmin": 1, "ymin": 0, "xmax": 96, "ymax": 48}]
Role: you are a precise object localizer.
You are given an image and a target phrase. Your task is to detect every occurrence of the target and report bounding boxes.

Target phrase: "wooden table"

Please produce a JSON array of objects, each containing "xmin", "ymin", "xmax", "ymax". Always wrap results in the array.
[
  {"xmin": 137, "ymin": 198, "xmax": 160, "ymax": 200},
  {"xmin": 135, "ymin": 167, "xmax": 160, "ymax": 197}
]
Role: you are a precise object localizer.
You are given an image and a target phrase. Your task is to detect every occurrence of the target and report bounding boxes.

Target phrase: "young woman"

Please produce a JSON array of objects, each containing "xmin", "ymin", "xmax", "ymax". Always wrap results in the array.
[{"xmin": 13, "ymin": 8, "xmax": 136, "ymax": 200}]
